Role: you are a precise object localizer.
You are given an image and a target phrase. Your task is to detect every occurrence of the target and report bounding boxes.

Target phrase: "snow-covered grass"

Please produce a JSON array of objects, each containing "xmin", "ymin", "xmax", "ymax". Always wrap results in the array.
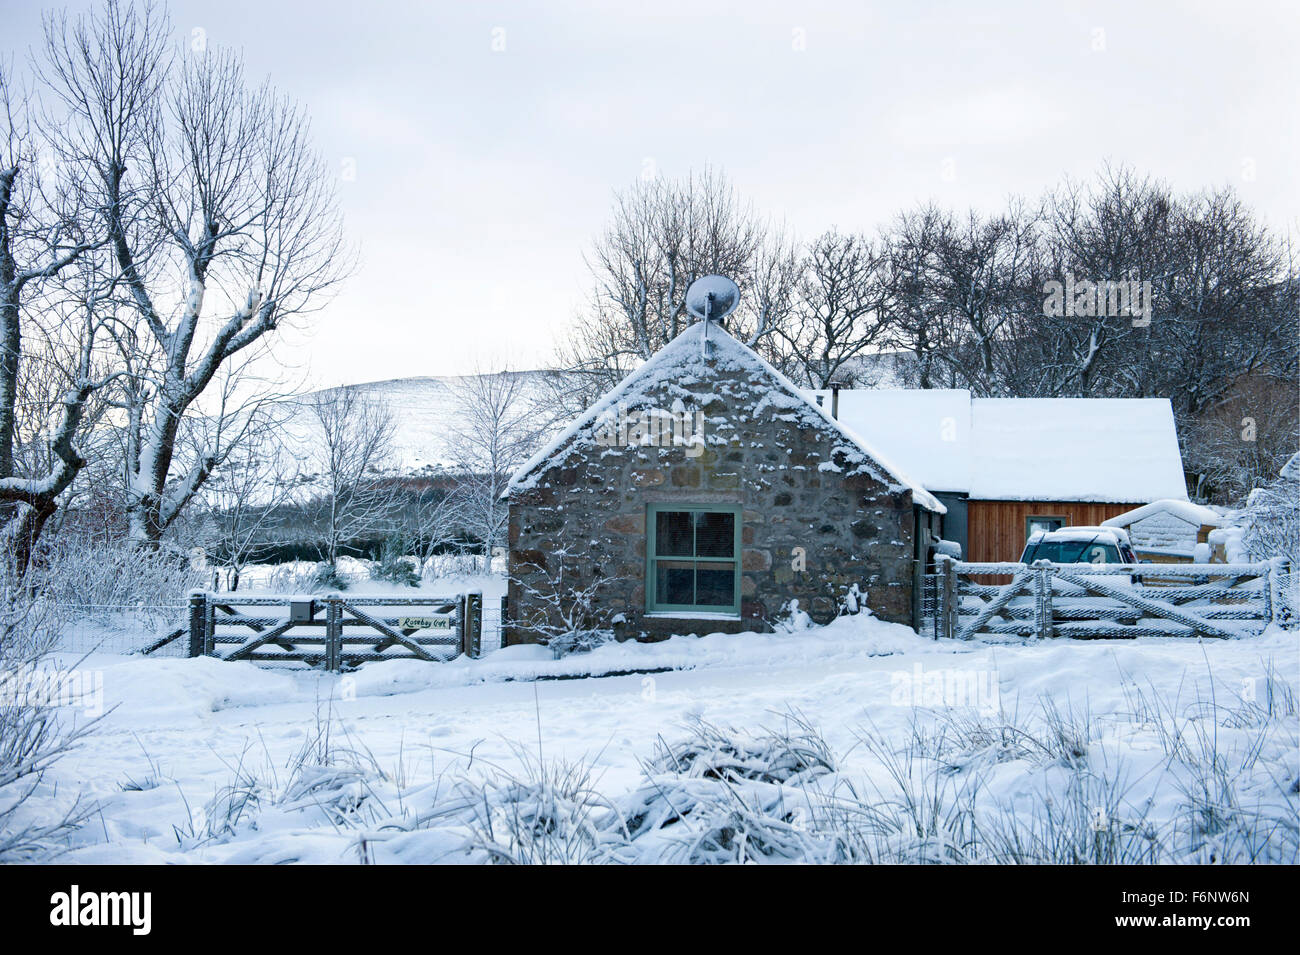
[{"xmin": 13, "ymin": 608, "xmax": 1297, "ymax": 864}]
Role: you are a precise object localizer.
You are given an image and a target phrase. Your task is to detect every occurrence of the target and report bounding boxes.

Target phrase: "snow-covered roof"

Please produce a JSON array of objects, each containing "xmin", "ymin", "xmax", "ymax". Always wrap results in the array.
[
  {"xmin": 811, "ymin": 389, "xmax": 1188, "ymax": 503},
  {"xmin": 970, "ymin": 398, "xmax": 1186, "ymax": 502},
  {"xmin": 803, "ymin": 389, "xmax": 971, "ymax": 493},
  {"xmin": 1101, "ymin": 499, "xmax": 1222, "ymax": 529},
  {"xmin": 1100, "ymin": 499, "xmax": 1220, "ymax": 557},
  {"xmin": 509, "ymin": 323, "xmax": 944, "ymax": 512}
]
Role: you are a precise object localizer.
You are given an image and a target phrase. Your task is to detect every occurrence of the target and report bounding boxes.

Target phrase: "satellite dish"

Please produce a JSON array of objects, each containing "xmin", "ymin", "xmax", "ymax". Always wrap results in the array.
[{"xmin": 685, "ymin": 275, "xmax": 740, "ymax": 324}]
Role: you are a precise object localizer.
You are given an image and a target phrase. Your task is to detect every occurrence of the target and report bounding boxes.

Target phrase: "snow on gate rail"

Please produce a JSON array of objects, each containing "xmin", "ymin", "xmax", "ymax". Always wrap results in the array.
[{"xmin": 932, "ymin": 556, "xmax": 1292, "ymax": 640}]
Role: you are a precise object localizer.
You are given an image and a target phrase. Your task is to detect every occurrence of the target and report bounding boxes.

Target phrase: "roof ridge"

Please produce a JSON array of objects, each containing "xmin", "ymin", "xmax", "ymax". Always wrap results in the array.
[{"xmin": 507, "ymin": 322, "xmax": 943, "ymax": 512}]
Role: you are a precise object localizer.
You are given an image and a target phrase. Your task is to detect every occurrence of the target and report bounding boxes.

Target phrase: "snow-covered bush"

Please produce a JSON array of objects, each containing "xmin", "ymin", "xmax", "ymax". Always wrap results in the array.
[
  {"xmin": 277, "ymin": 716, "xmax": 388, "ymax": 830},
  {"xmin": 838, "ymin": 583, "xmax": 875, "ymax": 617},
  {"xmin": 27, "ymin": 535, "xmax": 203, "ymax": 639},
  {"xmin": 619, "ymin": 776, "xmax": 848, "ymax": 863},
  {"xmin": 38, "ymin": 536, "xmax": 203, "ymax": 612},
  {"xmin": 650, "ymin": 715, "xmax": 836, "ymax": 785},
  {"xmin": 545, "ymin": 626, "xmax": 615, "ymax": 658},
  {"xmin": 1239, "ymin": 452, "xmax": 1299, "ymax": 626},
  {"xmin": 369, "ymin": 536, "xmax": 420, "ymax": 588},
  {"xmin": 312, "ymin": 562, "xmax": 351, "ymax": 592},
  {"xmin": 772, "ymin": 598, "xmax": 813, "ymax": 632},
  {"xmin": 420, "ymin": 551, "xmax": 488, "ymax": 581},
  {"xmin": 263, "ymin": 561, "xmax": 322, "ymax": 593},
  {"xmin": 174, "ymin": 773, "xmax": 265, "ymax": 849},
  {"xmin": 1241, "ymin": 453, "xmax": 1299, "ymax": 567},
  {"xmin": 509, "ymin": 556, "xmax": 620, "ymax": 658}
]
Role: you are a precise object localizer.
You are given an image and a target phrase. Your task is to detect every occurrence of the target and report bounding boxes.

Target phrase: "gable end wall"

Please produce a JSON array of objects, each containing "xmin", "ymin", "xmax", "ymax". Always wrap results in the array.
[{"xmin": 506, "ymin": 364, "xmax": 916, "ymax": 643}]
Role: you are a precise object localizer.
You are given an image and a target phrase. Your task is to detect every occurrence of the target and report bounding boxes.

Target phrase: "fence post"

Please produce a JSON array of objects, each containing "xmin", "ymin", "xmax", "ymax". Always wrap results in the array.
[
  {"xmin": 939, "ymin": 556, "xmax": 957, "ymax": 641},
  {"xmin": 325, "ymin": 594, "xmax": 342, "ymax": 672},
  {"xmin": 466, "ymin": 590, "xmax": 483, "ymax": 659},
  {"xmin": 203, "ymin": 596, "xmax": 216, "ymax": 656},
  {"xmin": 1266, "ymin": 557, "xmax": 1291, "ymax": 627},
  {"xmin": 456, "ymin": 593, "xmax": 468, "ymax": 656},
  {"xmin": 1033, "ymin": 560, "xmax": 1054, "ymax": 640},
  {"xmin": 499, "ymin": 594, "xmax": 509, "ymax": 649},
  {"xmin": 188, "ymin": 591, "xmax": 206, "ymax": 658}
]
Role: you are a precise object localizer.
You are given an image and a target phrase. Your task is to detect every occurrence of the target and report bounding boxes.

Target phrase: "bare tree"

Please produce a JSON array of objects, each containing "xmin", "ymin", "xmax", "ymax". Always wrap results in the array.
[
  {"xmin": 403, "ymin": 477, "xmax": 464, "ymax": 578},
  {"xmin": 0, "ymin": 58, "xmax": 120, "ymax": 575},
  {"xmin": 1143, "ymin": 189, "xmax": 1295, "ymax": 416},
  {"xmin": 1180, "ymin": 372, "xmax": 1299, "ymax": 502},
  {"xmin": 199, "ymin": 405, "xmax": 302, "ymax": 591},
  {"xmin": 448, "ymin": 367, "xmax": 545, "ymax": 573},
  {"xmin": 881, "ymin": 205, "xmax": 963, "ymax": 389},
  {"xmin": 39, "ymin": 1, "xmax": 348, "ymax": 547},
  {"xmin": 306, "ymin": 388, "xmax": 397, "ymax": 571},
  {"xmin": 561, "ymin": 168, "xmax": 796, "ymax": 403},
  {"xmin": 1037, "ymin": 167, "xmax": 1175, "ymax": 397},
  {"xmin": 774, "ymin": 229, "xmax": 892, "ymax": 388}
]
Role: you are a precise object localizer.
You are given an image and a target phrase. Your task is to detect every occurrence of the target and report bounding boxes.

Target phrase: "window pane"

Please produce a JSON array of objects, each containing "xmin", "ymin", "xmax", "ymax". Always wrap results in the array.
[
  {"xmin": 655, "ymin": 511, "xmax": 693, "ymax": 556},
  {"xmin": 1034, "ymin": 541, "xmax": 1119, "ymax": 564},
  {"xmin": 1028, "ymin": 517, "xmax": 1064, "ymax": 536},
  {"xmin": 655, "ymin": 559, "xmax": 695, "ymax": 605},
  {"xmin": 694, "ymin": 562, "xmax": 735, "ymax": 607},
  {"xmin": 695, "ymin": 511, "xmax": 735, "ymax": 557}
]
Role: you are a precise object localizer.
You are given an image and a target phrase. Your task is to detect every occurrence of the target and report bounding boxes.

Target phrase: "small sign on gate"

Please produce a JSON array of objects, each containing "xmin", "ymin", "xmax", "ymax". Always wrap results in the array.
[{"xmin": 398, "ymin": 616, "xmax": 450, "ymax": 631}]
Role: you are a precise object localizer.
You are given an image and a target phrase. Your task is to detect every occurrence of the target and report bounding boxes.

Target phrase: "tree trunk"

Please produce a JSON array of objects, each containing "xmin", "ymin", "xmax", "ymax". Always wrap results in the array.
[
  {"xmin": 126, "ymin": 491, "xmax": 164, "ymax": 548},
  {"xmin": 0, "ymin": 297, "xmax": 20, "ymax": 481},
  {"xmin": 2, "ymin": 500, "xmax": 55, "ymax": 581}
]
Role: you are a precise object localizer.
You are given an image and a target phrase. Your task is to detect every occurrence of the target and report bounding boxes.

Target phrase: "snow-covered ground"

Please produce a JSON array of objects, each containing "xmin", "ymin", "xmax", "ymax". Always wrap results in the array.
[{"xmin": 20, "ymin": 607, "xmax": 1300, "ymax": 864}]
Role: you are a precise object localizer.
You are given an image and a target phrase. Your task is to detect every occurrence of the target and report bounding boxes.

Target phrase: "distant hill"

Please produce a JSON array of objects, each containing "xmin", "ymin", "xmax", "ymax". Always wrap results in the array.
[
  {"xmin": 281, "ymin": 371, "xmax": 563, "ymax": 476},
  {"xmin": 281, "ymin": 349, "xmax": 916, "ymax": 477}
]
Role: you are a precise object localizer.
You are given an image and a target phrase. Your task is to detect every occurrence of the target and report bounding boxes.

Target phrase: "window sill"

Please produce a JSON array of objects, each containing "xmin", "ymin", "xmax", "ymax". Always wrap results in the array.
[{"xmin": 643, "ymin": 611, "xmax": 742, "ymax": 621}]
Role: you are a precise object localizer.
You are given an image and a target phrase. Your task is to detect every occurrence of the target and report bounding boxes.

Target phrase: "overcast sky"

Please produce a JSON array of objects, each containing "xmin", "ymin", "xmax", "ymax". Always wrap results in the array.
[{"xmin": 4, "ymin": 0, "xmax": 1297, "ymax": 388}]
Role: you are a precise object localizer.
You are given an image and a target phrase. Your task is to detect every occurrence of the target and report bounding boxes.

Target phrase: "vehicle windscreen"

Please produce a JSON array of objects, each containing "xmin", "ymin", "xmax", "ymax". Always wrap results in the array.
[{"xmin": 1024, "ymin": 540, "xmax": 1121, "ymax": 564}]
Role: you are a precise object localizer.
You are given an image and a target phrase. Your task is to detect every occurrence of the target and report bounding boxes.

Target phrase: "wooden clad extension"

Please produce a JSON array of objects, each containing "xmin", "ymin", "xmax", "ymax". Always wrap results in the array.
[{"xmin": 966, "ymin": 500, "xmax": 1141, "ymax": 564}]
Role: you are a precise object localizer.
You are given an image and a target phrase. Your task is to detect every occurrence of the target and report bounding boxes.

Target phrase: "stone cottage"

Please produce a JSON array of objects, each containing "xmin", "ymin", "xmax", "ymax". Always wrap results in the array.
[{"xmin": 503, "ymin": 320, "xmax": 944, "ymax": 644}]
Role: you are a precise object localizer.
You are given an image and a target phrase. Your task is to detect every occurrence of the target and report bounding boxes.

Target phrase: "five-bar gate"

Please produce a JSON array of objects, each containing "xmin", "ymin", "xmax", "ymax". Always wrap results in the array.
[
  {"xmin": 175, "ymin": 591, "xmax": 485, "ymax": 670},
  {"xmin": 929, "ymin": 557, "xmax": 1291, "ymax": 640}
]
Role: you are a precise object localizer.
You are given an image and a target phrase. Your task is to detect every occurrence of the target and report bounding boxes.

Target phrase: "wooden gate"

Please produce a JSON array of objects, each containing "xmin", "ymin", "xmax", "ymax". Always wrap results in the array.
[
  {"xmin": 933, "ymin": 557, "xmax": 1289, "ymax": 640},
  {"xmin": 172, "ymin": 591, "xmax": 484, "ymax": 670}
]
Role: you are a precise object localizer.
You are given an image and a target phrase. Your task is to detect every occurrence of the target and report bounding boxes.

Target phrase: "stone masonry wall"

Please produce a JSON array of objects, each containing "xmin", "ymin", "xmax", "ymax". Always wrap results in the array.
[{"xmin": 506, "ymin": 364, "xmax": 917, "ymax": 644}]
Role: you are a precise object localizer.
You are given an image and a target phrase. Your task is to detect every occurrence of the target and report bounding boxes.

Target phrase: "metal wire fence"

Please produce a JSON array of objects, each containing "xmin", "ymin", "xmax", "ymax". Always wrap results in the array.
[
  {"xmin": 919, "ymin": 574, "xmax": 941, "ymax": 638},
  {"xmin": 50, "ymin": 604, "xmax": 190, "ymax": 656},
  {"xmin": 481, "ymin": 604, "xmax": 504, "ymax": 654}
]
